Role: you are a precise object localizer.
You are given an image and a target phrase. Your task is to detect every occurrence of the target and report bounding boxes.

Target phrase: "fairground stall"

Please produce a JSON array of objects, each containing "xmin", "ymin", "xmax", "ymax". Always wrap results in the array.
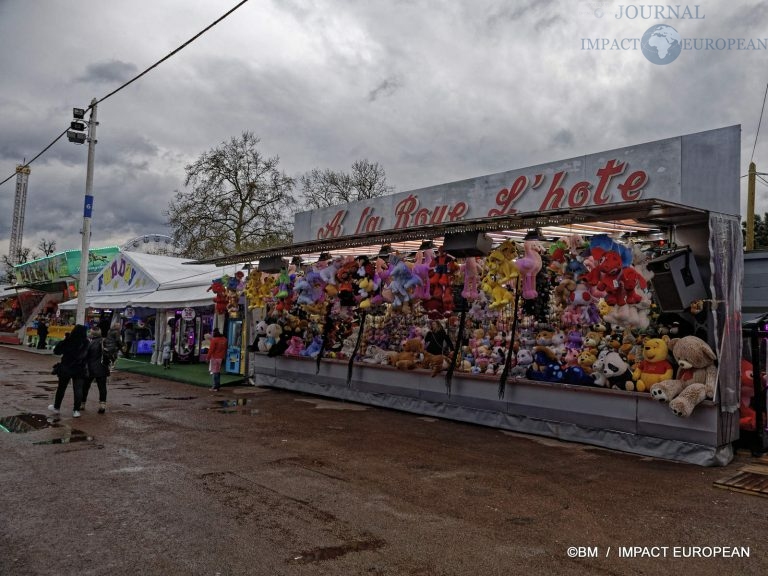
[
  {"xmin": 7, "ymin": 246, "xmax": 120, "ymax": 347},
  {"xmin": 198, "ymin": 125, "xmax": 742, "ymax": 466},
  {"xmin": 58, "ymin": 251, "xmax": 247, "ymax": 371}
]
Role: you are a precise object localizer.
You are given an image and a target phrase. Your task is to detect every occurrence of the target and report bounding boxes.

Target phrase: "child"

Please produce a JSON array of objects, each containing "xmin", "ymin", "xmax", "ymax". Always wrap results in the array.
[{"xmin": 162, "ymin": 340, "xmax": 172, "ymax": 369}]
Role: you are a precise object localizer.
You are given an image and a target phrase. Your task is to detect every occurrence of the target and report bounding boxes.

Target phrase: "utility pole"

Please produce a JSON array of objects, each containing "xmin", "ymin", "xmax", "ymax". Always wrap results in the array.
[
  {"xmin": 75, "ymin": 99, "xmax": 98, "ymax": 325},
  {"xmin": 747, "ymin": 162, "xmax": 756, "ymax": 251}
]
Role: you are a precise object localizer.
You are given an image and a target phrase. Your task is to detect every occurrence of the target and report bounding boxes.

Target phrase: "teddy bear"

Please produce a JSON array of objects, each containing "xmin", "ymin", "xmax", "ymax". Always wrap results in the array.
[
  {"xmin": 632, "ymin": 337, "xmax": 673, "ymax": 393},
  {"xmin": 650, "ymin": 336, "xmax": 717, "ymax": 417},
  {"xmin": 421, "ymin": 351, "xmax": 450, "ymax": 377},
  {"xmin": 601, "ymin": 351, "xmax": 636, "ymax": 391},
  {"xmin": 362, "ymin": 345, "xmax": 395, "ymax": 365},
  {"xmin": 263, "ymin": 323, "xmax": 282, "ymax": 352},
  {"xmin": 510, "ymin": 348, "xmax": 534, "ymax": 378},
  {"xmin": 250, "ymin": 320, "xmax": 268, "ymax": 352},
  {"xmin": 390, "ymin": 338, "xmax": 424, "ymax": 370}
]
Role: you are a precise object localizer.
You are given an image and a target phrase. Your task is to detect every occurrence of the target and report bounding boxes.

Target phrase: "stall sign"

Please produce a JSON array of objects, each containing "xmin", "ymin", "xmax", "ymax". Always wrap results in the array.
[
  {"xmin": 95, "ymin": 255, "xmax": 155, "ymax": 292},
  {"xmin": 294, "ymin": 126, "xmax": 739, "ymax": 243},
  {"xmin": 181, "ymin": 307, "xmax": 196, "ymax": 321}
]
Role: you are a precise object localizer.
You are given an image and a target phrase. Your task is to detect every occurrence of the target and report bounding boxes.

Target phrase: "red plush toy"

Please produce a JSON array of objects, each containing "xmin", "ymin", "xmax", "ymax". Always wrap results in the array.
[{"xmin": 207, "ymin": 280, "xmax": 229, "ymax": 315}]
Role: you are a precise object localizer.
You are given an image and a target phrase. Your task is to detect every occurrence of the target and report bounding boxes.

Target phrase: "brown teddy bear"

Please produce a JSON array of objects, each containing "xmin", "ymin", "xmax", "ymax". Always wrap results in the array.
[
  {"xmin": 390, "ymin": 338, "xmax": 424, "ymax": 370},
  {"xmin": 421, "ymin": 351, "xmax": 450, "ymax": 377},
  {"xmin": 650, "ymin": 336, "xmax": 717, "ymax": 417}
]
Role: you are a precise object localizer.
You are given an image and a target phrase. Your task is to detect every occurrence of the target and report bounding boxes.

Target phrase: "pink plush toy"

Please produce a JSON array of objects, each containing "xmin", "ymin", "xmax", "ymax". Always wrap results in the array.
[
  {"xmin": 515, "ymin": 238, "xmax": 543, "ymax": 299},
  {"xmin": 461, "ymin": 257, "xmax": 481, "ymax": 300},
  {"xmin": 284, "ymin": 335, "xmax": 305, "ymax": 356}
]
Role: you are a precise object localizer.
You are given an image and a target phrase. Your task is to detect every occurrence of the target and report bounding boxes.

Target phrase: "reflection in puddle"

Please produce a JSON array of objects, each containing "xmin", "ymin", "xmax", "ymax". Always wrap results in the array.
[
  {"xmin": 292, "ymin": 538, "xmax": 385, "ymax": 563},
  {"xmin": 206, "ymin": 398, "xmax": 259, "ymax": 415},
  {"xmin": 0, "ymin": 413, "xmax": 55, "ymax": 433},
  {"xmin": 34, "ymin": 429, "xmax": 94, "ymax": 444}
]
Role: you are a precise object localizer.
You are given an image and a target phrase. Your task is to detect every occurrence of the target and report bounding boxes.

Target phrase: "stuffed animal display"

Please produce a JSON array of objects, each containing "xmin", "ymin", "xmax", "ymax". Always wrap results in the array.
[{"xmin": 242, "ymin": 232, "xmax": 726, "ymax": 416}]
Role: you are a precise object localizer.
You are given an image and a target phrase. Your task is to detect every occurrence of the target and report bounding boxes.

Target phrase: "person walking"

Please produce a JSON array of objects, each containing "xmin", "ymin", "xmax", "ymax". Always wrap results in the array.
[
  {"xmin": 102, "ymin": 327, "xmax": 122, "ymax": 369},
  {"xmin": 122, "ymin": 322, "xmax": 136, "ymax": 358},
  {"xmin": 161, "ymin": 339, "xmax": 172, "ymax": 369},
  {"xmin": 82, "ymin": 327, "xmax": 110, "ymax": 414},
  {"xmin": 424, "ymin": 320, "xmax": 454, "ymax": 356},
  {"xmin": 48, "ymin": 324, "xmax": 89, "ymax": 418},
  {"xmin": 208, "ymin": 328, "xmax": 228, "ymax": 391},
  {"xmin": 36, "ymin": 317, "xmax": 49, "ymax": 350}
]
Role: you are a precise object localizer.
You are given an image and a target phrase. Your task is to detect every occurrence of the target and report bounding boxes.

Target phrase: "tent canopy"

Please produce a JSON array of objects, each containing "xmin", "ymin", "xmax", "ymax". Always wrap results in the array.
[{"xmin": 57, "ymin": 252, "xmax": 241, "ymax": 311}]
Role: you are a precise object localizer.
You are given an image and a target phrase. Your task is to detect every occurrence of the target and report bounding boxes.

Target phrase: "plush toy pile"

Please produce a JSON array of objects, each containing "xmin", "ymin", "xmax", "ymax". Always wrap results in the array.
[{"xmin": 242, "ymin": 234, "xmax": 727, "ymax": 412}]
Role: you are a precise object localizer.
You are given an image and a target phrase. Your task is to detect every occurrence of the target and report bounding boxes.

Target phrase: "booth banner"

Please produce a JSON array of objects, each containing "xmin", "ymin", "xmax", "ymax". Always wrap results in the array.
[
  {"xmin": 13, "ymin": 247, "xmax": 119, "ymax": 285},
  {"xmin": 709, "ymin": 213, "xmax": 743, "ymax": 412},
  {"xmin": 293, "ymin": 126, "xmax": 740, "ymax": 243},
  {"xmin": 94, "ymin": 254, "xmax": 155, "ymax": 293}
]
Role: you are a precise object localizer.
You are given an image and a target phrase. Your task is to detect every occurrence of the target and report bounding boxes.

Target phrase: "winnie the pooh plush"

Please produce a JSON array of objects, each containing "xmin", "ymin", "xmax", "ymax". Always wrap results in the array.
[
  {"xmin": 650, "ymin": 336, "xmax": 717, "ymax": 417},
  {"xmin": 632, "ymin": 337, "xmax": 673, "ymax": 393}
]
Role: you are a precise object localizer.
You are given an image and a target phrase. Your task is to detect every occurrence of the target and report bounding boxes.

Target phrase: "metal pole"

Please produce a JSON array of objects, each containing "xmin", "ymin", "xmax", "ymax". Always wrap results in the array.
[
  {"xmin": 75, "ymin": 98, "xmax": 98, "ymax": 326},
  {"xmin": 747, "ymin": 161, "xmax": 756, "ymax": 251}
]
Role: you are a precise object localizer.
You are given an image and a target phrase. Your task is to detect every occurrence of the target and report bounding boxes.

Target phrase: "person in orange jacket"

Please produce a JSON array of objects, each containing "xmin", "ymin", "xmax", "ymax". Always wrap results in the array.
[{"xmin": 208, "ymin": 328, "xmax": 228, "ymax": 391}]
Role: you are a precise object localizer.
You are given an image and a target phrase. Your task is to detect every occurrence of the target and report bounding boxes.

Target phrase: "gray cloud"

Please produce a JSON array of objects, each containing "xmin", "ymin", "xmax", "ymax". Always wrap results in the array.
[
  {"xmin": 0, "ymin": 0, "xmax": 765, "ymax": 257},
  {"xmin": 76, "ymin": 60, "xmax": 138, "ymax": 84}
]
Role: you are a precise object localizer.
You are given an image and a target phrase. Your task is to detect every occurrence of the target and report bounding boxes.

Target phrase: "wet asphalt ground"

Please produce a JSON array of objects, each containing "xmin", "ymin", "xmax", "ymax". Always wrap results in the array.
[{"xmin": 1, "ymin": 344, "xmax": 767, "ymax": 576}]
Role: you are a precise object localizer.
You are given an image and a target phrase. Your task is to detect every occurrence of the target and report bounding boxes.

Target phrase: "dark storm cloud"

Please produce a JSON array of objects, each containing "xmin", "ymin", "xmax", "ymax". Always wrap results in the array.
[
  {"xmin": 76, "ymin": 60, "xmax": 138, "ymax": 84},
  {"xmin": 550, "ymin": 129, "xmax": 575, "ymax": 148},
  {"xmin": 368, "ymin": 77, "xmax": 402, "ymax": 102}
]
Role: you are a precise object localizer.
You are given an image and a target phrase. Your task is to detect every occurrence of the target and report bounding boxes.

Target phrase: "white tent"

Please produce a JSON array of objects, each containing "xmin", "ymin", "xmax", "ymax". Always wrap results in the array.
[{"xmin": 58, "ymin": 252, "xmax": 238, "ymax": 310}]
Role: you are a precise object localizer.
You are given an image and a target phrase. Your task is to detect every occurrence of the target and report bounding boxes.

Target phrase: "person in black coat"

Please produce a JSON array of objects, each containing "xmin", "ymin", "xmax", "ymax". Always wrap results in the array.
[
  {"xmin": 49, "ymin": 324, "xmax": 89, "ymax": 418},
  {"xmin": 36, "ymin": 318, "xmax": 49, "ymax": 349},
  {"xmin": 82, "ymin": 327, "xmax": 110, "ymax": 414},
  {"xmin": 424, "ymin": 320, "xmax": 454, "ymax": 356}
]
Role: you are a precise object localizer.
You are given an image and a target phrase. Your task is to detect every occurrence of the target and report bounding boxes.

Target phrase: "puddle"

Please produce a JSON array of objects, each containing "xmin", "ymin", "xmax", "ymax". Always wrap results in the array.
[
  {"xmin": 163, "ymin": 396, "xmax": 198, "ymax": 400},
  {"xmin": 34, "ymin": 429, "xmax": 94, "ymax": 444},
  {"xmin": 295, "ymin": 399, "xmax": 368, "ymax": 411},
  {"xmin": 0, "ymin": 413, "xmax": 56, "ymax": 433},
  {"xmin": 207, "ymin": 398, "xmax": 259, "ymax": 415},
  {"xmin": 292, "ymin": 538, "xmax": 385, "ymax": 564}
]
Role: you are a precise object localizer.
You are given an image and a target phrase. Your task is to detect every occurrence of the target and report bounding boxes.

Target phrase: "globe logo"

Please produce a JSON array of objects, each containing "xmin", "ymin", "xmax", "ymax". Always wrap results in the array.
[{"xmin": 641, "ymin": 24, "xmax": 682, "ymax": 65}]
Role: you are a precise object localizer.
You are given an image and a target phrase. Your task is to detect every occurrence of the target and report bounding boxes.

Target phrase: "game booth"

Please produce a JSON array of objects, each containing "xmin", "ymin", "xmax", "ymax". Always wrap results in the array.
[
  {"xmin": 58, "ymin": 251, "xmax": 246, "ymax": 371},
  {"xmin": 199, "ymin": 126, "xmax": 743, "ymax": 466}
]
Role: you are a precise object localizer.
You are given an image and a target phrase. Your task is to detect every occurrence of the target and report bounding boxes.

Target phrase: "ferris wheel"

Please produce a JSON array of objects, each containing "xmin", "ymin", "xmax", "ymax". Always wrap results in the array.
[{"xmin": 121, "ymin": 234, "xmax": 182, "ymax": 255}]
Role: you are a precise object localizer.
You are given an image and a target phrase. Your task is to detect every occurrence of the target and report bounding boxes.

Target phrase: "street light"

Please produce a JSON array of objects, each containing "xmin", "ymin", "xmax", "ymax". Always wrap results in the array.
[{"xmin": 68, "ymin": 99, "xmax": 98, "ymax": 325}]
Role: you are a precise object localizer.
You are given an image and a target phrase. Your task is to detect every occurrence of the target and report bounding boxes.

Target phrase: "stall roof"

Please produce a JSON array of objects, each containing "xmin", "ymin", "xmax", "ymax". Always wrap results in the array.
[
  {"xmin": 189, "ymin": 199, "xmax": 708, "ymax": 267},
  {"xmin": 58, "ymin": 252, "xmax": 240, "ymax": 310}
]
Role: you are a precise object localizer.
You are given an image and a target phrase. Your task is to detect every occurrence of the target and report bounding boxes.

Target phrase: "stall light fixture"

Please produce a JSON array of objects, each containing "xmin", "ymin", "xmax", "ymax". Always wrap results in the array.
[
  {"xmin": 418, "ymin": 240, "xmax": 435, "ymax": 250},
  {"xmin": 523, "ymin": 228, "xmax": 546, "ymax": 241},
  {"xmin": 317, "ymin": 252, "xmax": 332, "ymax": 262},
  {"xmin": 66, "ymin": 130, "xmax": 87, "ymax": 144}
]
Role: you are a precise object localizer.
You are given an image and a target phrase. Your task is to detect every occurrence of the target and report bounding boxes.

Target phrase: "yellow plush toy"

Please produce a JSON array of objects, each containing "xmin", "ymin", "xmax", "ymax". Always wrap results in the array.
[{"xmin": 632, "ymin": 337, "xmax": 673, "ymax": 392}]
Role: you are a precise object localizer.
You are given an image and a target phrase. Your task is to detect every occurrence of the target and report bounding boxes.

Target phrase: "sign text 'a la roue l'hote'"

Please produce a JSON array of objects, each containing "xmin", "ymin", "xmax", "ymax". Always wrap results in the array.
[{"xmin": 291, "ymin": 127, "xmax": 741, "ymax": 244}]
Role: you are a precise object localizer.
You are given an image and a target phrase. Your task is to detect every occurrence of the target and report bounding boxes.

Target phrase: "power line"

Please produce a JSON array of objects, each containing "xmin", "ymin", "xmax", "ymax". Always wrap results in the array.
[
  {"xmin": 752, "ymin": 82, "xmax": 768, "ymax": 164},
  {"xmin": 0, "ymin": 0, "xmax": 251, "ymax": 189}
]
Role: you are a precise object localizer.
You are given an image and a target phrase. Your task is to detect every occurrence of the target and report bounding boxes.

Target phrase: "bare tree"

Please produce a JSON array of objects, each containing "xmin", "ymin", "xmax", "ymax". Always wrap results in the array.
[
  {"xmin": 300, "ymin": 158, "xmax": 394, "ymax": 209},
  {"xmin": 166, "ymin": 132, "xmax": 296, "ymax": 259},
  {"xmin": 2, "ymin": 246, "xmax": 38, "ymax": 284},
  {"xmin": 38, "ymin": 238, "xmax": 57, "ymax": 257}
]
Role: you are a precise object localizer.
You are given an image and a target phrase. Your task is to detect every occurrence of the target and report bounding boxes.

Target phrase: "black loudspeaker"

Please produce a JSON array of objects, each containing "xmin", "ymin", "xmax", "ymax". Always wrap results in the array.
[
  {"xmin": 258, "ymin": 255, "xmax": 287, "ymax": 273},
  {"xmin": 646, "ymin": 249, "xmax": 708, "ymax": 312},
  {"xmin": 442, "ymin": 232, "xmax": 493, "ymax": 257}
]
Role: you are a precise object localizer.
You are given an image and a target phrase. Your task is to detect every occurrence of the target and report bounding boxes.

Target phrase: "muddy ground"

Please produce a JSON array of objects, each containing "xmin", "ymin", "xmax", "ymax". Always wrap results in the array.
[{"xmin": 1, "ymin": 345, "xmax": 767, "ymax": 576}]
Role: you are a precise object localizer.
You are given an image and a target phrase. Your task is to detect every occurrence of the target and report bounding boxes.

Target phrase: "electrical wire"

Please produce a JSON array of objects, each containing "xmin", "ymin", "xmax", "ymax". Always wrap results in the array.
[
  {"xmin": 0, "ymin": 0, "xmax": 251, "ymax": 189},
  {"xmin": 752, "ymin": 82, "xmax": 768, "ymax": 164}
]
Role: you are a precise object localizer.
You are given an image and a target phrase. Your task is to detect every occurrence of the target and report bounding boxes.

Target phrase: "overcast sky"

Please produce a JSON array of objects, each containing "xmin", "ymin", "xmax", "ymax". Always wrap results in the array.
[{"xmin": 1, "ymin": 0, "xmax": 767, "ymax": 259}]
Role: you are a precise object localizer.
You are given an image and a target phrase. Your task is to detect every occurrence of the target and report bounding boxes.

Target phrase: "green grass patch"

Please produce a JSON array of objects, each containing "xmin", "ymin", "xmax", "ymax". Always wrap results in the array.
[{"xmin": 113, "ymin": 357, "xmax": 245, "ymax": 388}]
